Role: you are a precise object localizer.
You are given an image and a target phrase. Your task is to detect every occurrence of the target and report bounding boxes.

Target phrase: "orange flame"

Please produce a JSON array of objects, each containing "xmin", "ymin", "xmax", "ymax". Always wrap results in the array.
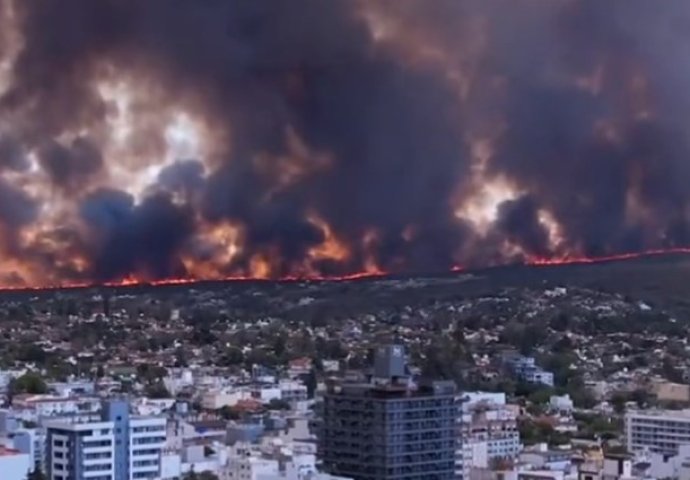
[{"xmin": 0, "ymin": 247, "xmax": 688, "ymax": 293}]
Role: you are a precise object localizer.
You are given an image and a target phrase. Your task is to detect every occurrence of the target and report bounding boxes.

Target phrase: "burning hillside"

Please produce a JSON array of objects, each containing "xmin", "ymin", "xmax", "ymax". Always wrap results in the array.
[{"xmin": 0, "ymin": 1, "xmax": 689, "ymax": 287}]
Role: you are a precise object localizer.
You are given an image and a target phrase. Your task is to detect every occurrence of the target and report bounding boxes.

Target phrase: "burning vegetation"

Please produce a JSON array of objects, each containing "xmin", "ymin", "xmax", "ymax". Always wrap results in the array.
[{"xmin": 0, "ymin": 1, "xmax": 689, "ymax": 287}]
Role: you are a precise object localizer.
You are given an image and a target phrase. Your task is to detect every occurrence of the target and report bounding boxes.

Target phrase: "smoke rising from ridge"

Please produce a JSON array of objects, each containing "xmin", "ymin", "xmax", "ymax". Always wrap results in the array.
[{"xmin": 0, "ymin": 0, "xmax": 689, "ymax": 286}]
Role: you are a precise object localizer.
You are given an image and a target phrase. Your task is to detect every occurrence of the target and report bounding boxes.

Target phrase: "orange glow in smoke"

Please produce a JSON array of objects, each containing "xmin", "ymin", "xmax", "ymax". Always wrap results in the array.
[
  {"xmin": 0, "ymin": 247, "xmax": 687, "ymax": 293},
  {"xmin": 307, "ymin": 214, "xmax": 351, "ymax": 263}
]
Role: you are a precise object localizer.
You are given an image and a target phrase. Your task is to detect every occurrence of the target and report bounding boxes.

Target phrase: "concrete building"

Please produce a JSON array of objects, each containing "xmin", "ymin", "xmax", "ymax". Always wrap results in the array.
[
  {"xmin": 459, "ymin": 392, "xmax": 521, "ymax": 479},
  {"xmin": 0, "ymin": 409, "xmax": 20, "ymax": 434},
  {"xmin": 319, "ymin": 345, "xmax": 458, "ymax": 480},
  {"xmin": 625, "ymin": 409, "xmax": 690, "ymax": 456},
  {"xmin": 519, "ymin": 444, "xmax": 572, "ymax": 472},
  {"xmin": 653, "ymin": 382, "xmax": 690, "ymax": 404},
  {"xmin": 634, "ymin": 443, "xmax": 690, "ymax": 479},
  {"xmin": 12, "ymin": 394, "xmax": 101, "ymax": 422},
  {"xmin": 0, "ymin": 445, "xmax": 31, "ymax": 480},
  {"xmin": 502, "ymin": 354, "xmax": 554, "ymax": 388},
  {"xmin": 225, "ymin": 439, "xmax": 349, "ymax": 480},
  {"xmin": 256, "ymin": 386, "xmax": 282, "ymax": 404},
  {"xmin": 48, "ymin": 380, "xmax": 96, "ymax": 398},
  {"xmin": 201, "ymin": 387, "xmax": 252, "ymax": 410},
  {"xmin": 279, "ymin": 381, "xmax": 308, "ymax": 403},
  {"xmin": 549, "ymin": 395, "xmax": 574, "ymax": 413},
  {"xmin": 288, "ymin": 358, "xmax": 312, "ymax": 378},
  {"xmin": 7, "ymin": 428, "xmax": 43, "ymax": 473},
  {"xmin": 45, "ymin": 399, "xmax": 166, "ymax": 480},
  {"xmin": 229, "ymin": 444, "xmax": 280, "ymax": 480},
  {"xmin": 587, "ymin": 454, "xmax": 635, "ymax": 480}
]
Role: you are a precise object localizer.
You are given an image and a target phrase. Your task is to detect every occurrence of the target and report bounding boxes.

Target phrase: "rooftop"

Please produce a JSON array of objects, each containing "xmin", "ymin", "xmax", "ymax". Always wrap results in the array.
[
  {"xmin": 328, "ymin": 380, "xmax": 456, "ymax": 399},
  {"xmin": 627, "ymin": 409, "xmax": 690, "ymax": 419},
  {"xmin": 0, "ymin": 446, "xmax": 22, "ymax": 457}
]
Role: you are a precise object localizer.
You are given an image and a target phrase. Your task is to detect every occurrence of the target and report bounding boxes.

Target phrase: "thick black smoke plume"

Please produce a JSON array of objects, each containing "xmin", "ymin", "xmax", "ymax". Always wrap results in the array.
[{"xmin": 0, "ymin": 0, "xmax": 689, "ymax": 285}]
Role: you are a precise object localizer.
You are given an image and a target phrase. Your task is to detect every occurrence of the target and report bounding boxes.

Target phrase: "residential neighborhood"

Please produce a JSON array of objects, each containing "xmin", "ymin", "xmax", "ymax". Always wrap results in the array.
[{"xmin": 0, "ymin": 265, "xmax": 689, "ymax": 479}]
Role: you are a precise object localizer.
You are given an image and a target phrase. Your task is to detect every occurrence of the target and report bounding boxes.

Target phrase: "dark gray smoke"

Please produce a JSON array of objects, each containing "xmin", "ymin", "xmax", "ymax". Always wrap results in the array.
[{"xmin": 0, "ymin": 0, "xmax": 689, "ymax": 285}]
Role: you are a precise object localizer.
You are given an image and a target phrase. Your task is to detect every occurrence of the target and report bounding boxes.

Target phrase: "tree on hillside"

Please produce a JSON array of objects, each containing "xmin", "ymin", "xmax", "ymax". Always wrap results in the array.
[
  {"xmin": 145, "ymin": 381, "xmax": 171, "ymax": 399},
  {"xmin": 9, "ymin": 372, "xmax": 48, "ymax": 397}
]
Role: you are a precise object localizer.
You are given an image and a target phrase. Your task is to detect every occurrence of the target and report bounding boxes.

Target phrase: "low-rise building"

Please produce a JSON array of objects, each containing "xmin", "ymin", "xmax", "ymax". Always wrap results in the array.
[
  {"xmin": 0, "ymin": 445, "xmax": 31, "ymax": 480},
  {"xmin": 279, "ymin": 381, "xmax": 308, "ymax": 403},
  {"xmin": 12, "ymin": 394, "xmax": 101, "ymax": 421},
  {"xmin": 459, "ymin": 392, "xmax": 521, "ymax": 478},
  {"xmin": 288, "ymin": 358, "xmax": 312, "ymax": 378},
  {"xmin": 201, "ymin": 387, "xmax": 252, "ymax": 410},
  {"xmin": 653, "ymin": 382, "xmax": 690, "ymax": 404},
  {"xmin": 502, "ymin": 354, "xmax": 554, "ymax": 387},
  {"xmin": 549, "ymin": 395, "xmax": 574, "ymax": 413}
]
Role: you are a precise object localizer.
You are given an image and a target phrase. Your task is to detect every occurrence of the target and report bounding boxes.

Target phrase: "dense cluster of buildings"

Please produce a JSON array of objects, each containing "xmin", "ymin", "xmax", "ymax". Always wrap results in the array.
[
  {"xmin": 1, "ymin": 235, "xmax": 690, "ymax": 480},
  {"xmin": 1, "ymin": 344, "xmax": 686, "ymax": 480}
]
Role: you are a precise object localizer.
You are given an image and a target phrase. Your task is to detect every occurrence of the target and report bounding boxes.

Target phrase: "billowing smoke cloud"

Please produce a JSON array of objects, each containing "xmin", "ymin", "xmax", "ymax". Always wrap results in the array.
[{"xmin": 0, "ymin": 0, "xmax": 689, "ymax": 286}]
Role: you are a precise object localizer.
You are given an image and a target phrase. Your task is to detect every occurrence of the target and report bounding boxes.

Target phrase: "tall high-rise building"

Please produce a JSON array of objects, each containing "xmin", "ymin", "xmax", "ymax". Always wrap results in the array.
[
  {"xmin": 319, "ymin": 345, "xmax": 458, "ymax": 480},
  {"xmin": 45, "ymin": 399, "xmax": 166, "ymax": 480}
]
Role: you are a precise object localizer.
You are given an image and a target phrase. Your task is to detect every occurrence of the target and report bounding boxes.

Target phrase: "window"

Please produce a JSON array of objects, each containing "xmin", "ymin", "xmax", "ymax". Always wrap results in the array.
[
  {"xmin": 133, "ymin": 472, "xmax": 157, "ymax": 479},
  {"xmin": 85, "ymin": 452, "xmax": 112, "ymax": 460},
  {"xmin": 83, "ymin": 440, "xmax": 112, "ymax": 448},
  {"xmin": 85, "ymin": 464, "xmax": 113, "ymax": 472},
  {"xmin": 133, "ymin": 448, "xmax": 160, "ymax": 456}
]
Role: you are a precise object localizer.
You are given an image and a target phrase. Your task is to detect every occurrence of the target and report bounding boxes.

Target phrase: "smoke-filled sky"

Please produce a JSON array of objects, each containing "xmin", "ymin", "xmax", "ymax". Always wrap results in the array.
[{"xmin": 0, "ymin": 0, "xmax": 689, "ymax": 287}]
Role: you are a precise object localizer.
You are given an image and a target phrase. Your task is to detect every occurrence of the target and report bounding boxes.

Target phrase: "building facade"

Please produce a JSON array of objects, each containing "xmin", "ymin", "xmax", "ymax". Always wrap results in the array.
[
  {"xmin": 464, "ymin": 395, "xmax": 520, "ymax": 457},
  {"xmin": 625, "ymin": 409, "xmax": 690, "ymax": 456},
  {"xmin": 45, "ymin": 399, "xmax": 166, "ymax": 480},
  {"xmin": 319, "ymin": 345, "xmax": 458, "ymax": 480},
  {"xmin": 502, "ymin": 355, "xmax": 554, "ymax": 387},
  {"xmin": 0, "ymin": 445, "xmax": 31, "ymax": 480}
]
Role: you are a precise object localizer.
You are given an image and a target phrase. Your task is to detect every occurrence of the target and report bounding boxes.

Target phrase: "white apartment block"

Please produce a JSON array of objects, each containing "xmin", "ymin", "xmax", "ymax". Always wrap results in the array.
[
  {"xmin": 463, "ymin": 393, "xmax": 521, "ymax": 458},
  {"xmin": 201, "ymin": 388, "xmax": 252, "ymax": 410},
  {"xmin": 228, "ymin": 444, "xmax": 280, "ymax": 480},
  {"xmin": 457, "ymin": 392, "xmax": 521, "ymax": 479},
  {"xmin": 12, "ymin": 395, "xmax": 101, "ymax": 422},
  {"xmin": 626, "ymin": 409, "xmax": 690, "ymax": 456},
  {"xmin": 45, "ymin": 399, "xmax": 166, "ymax": 480},
  {"xmin": 46, "ymin": 420, "xmax": 115, "ymax": 480},
  {"xmin": 130, "ymin": 417, "xmax": 168, "ymax": 479}
]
